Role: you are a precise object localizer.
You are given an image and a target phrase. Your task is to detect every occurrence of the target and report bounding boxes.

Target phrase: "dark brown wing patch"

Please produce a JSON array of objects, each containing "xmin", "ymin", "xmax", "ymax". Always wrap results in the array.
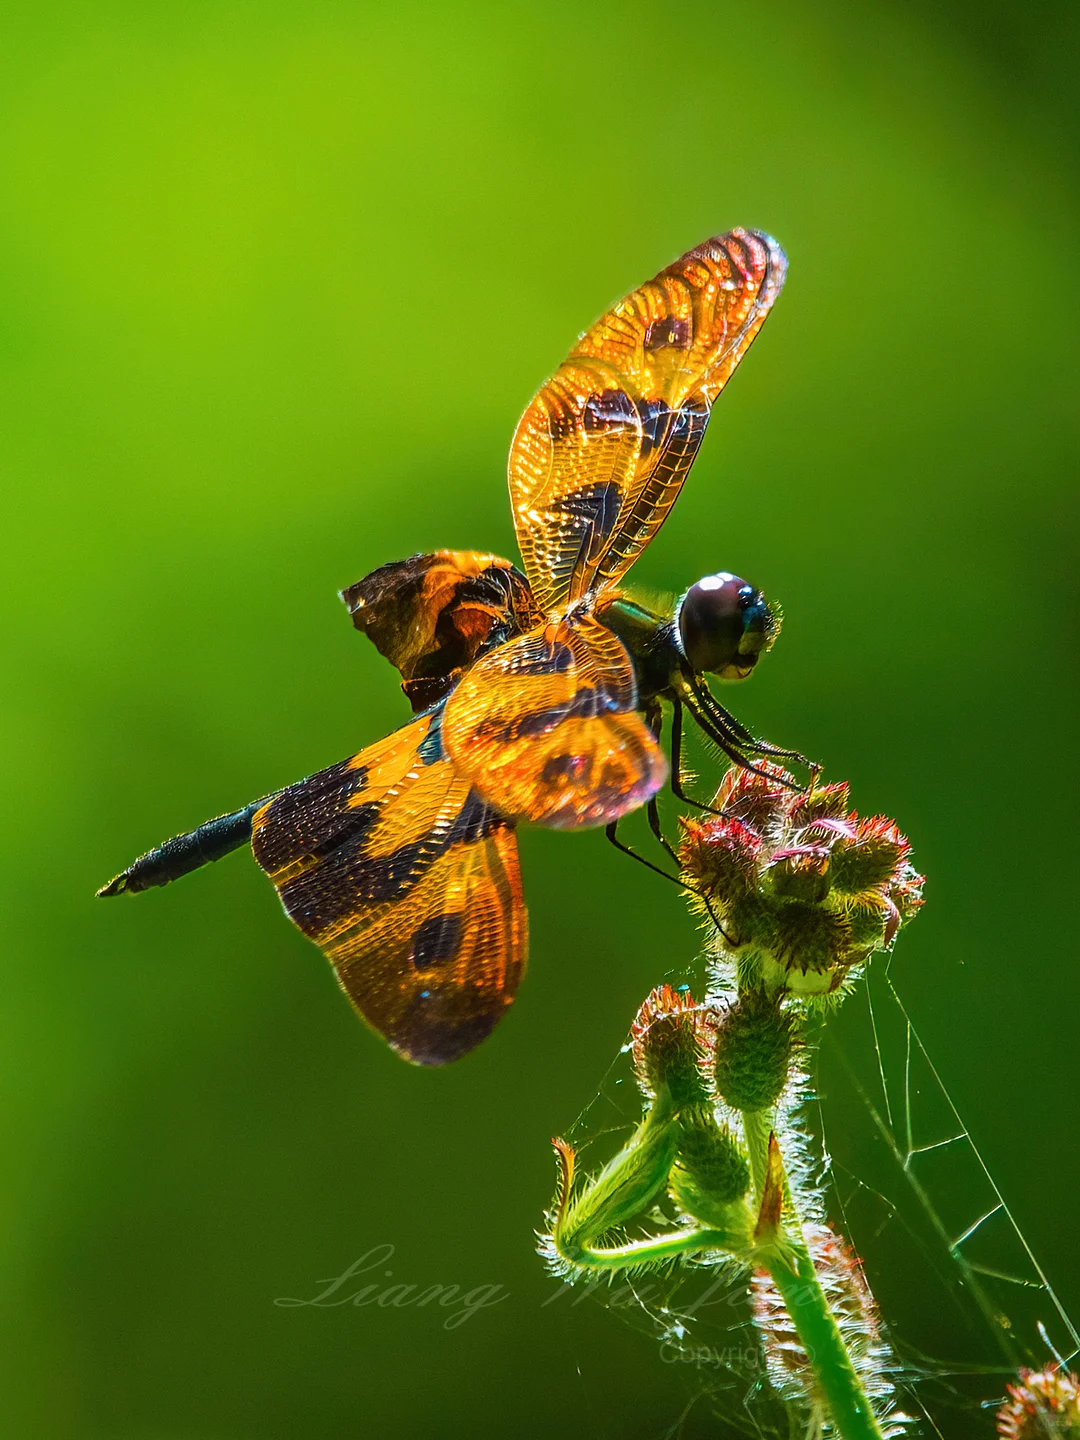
[
  {"xmin": 342, "ymin": 550, "xmax": 539, "ymax": 711},
  {"xmin": 251, "ymin": 709, "xmax": 526, "ymax": 1065}
]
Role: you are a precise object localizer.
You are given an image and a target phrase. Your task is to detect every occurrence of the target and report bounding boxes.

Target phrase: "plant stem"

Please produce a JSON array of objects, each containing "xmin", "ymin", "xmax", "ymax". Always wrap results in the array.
[
  {"xmin": 742, "ymin": 1108, "xmax": 774, "ymax": 1200},
  {"xmin": 745, "ymin": 1118, "xmax": 885, "ymax": 1440},
  {"xmin": 565, "ymin": 1226, "xmax": 740, "ymax": 1270},
  {"xmin": 762, "ymin": 1234, "xmax": 885, "ymax": 1440}
]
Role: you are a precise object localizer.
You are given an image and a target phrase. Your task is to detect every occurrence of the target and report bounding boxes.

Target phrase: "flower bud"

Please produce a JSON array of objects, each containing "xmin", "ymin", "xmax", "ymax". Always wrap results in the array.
[
  {"xmin": 668, "ymin": 1104, "xmax": 751, "ymax": 1231},
  {"xmin": 998, "ymin": 1366, "xmax": 1080, "ymax": 1439},
  {"xmin": 772, "ymin": 901, "xmax": 853, "ymax": 975},
  {"xmin": 631, "ymin": 985, "xmax": 715, "ymax": 1109},
  {"xmin": 828, "ymin": 816, "xmax": 911, "ymax": 897},
  {"xmin": 673, "ymin": 1103, "xmax": 750, "ymax": 1199},
  {"xmin": 766, "ymin": 847, "xmax": 832, "ymax": 904},
  {"xmin": 712, "ymin": 762, "xmax": 791, "ymax": 839},
  {"xmin": 713, "ymin": 988, "xmax": 796, "ymax": 1112},
  {"xmin": 678, "ymin": 816, "xmax": 761, "ymax": 903},
  {"xmin": 681, "ymin": 768, "xmax": 923, "ymax": 997},
  {"xmin": 789, "ymin": 781, "xmax": 851, "ymax": 828}
]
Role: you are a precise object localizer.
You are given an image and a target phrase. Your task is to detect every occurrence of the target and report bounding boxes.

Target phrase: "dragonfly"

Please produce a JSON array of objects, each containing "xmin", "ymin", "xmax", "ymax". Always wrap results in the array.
[{"xmin": 99, "ymin": 228, "xmax": 805, "ymax": 1065}]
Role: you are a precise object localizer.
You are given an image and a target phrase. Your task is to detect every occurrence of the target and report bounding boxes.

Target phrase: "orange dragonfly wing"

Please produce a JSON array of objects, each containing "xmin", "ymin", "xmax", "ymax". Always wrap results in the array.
[
  {"xmin": 509, "ymin": 229, "xmax": 787, "ymax": 612},
  {"xmin": 341, "ymin": 549, "xmax": 539, "ymax": 712},
  {"xmin": 441, "ymin": 611, "xmax": 667, "ymax": 829},
  {"xmin": 250, "ymin": 709, "xmax": 526, "ymax": 1065}
]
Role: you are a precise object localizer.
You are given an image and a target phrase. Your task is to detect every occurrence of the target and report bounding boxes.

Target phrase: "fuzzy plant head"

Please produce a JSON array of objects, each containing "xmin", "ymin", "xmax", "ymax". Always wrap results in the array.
[
  {"xmin": 630, "ymin": 984, "xmax": 716, "ymax": 1110},
  {"xmin": 997, "ymin": 1366, "xmax": 1080, "ymax": 1439},
  {"xmin": 668, "ymin": 1102, "xmax": 751, "ymax": 1227},
  {"xmin": 713, "ymin": 985, "xmax": 796, "ymax": 1111},
  {"xmin": 679, "ymin": 765, "xmax": 924, "ymax": 996},
  {"xmin": 632, "ymin": 983, "xmax": 797, "ymax": 1117}
]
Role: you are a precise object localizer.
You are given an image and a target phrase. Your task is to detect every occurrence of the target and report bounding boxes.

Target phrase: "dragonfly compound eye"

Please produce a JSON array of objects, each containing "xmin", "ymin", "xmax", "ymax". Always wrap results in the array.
[{"xmin": 676, "ymin": 572, "xmax": 777, "ymax": 679}]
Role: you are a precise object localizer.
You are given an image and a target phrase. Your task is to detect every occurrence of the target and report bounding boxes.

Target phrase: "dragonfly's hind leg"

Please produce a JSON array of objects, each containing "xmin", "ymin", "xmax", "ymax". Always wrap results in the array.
[
  {"xmin": 667, "ymin": 694, "xmax": 727, "ymax": 817},
  {"xmin": 646, "ymin": 797, "xmax": 680, "ymax": 868},
  {"xmin": 604, "ymin": 817, "xmax": 734, "ymax": 942},
  {"xmin": 644, "ymin": 701, "xmax": 698, "ymax": 861},
  {"xmin": 606, "ymin": 701, "xmax": 703, "ymax": 878},
  {"xmin": 604, "ymin": 820, "xmax": 682, "ymax": 889}
]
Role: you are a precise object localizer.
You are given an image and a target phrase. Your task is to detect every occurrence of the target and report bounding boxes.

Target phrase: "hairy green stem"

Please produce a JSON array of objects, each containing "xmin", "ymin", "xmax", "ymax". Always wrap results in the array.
[
  {"xmin": 744, "ymin": 1116, "xmax": 885, "ymax": 1440},
  {"xmin": 761, "ymin": 1235, "xmax": 885, "ymax": 1440},
  {"xmin": 560, "ymin": 1226, "xmax": 739, "ymax": 1270},
  {"xmin": 742, "ymin": 1107, "xmax": 774, "ymax": 1200}
]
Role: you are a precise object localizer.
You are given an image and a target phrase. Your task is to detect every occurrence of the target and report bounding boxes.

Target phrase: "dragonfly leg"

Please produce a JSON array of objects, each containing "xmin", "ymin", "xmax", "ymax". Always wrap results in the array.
[
  {"xmin": 645, "ymin": 698, "xmax": 716, "ymax": 853},
  {"xmin": 605, "ymin": 820, "xmax": 682, "ymax": 888},
  {"xmin": 605, "ymin": 818, "xmax": 735, "ymax": 944},
  {"xmin": 676, "ymin": 673, "xmax": 811, "ymax": 792},
  {"xmin": 646, "ymin": 796, "xmax": 681, "ymax": 868},
  {"xmin": 669, "ymin": 694, "xmax": 726, "ymax": 816}
]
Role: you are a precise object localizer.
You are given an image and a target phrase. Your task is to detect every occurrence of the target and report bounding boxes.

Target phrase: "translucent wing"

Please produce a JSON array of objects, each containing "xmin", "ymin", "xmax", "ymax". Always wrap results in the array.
[
  {"xmin": 441, "ymin": 612, "xmax": 666, "ymax": 829},
  {"xmin": 509, "ymin": 229, "xmax": 787, "ymax": 612},
  {"xmin": 250, "ymin": 709, "xmax": 526, "ymax": 1065},
  {"xmin": 342, "ymin": 549, "xmax": 539, "ymax": 712}
]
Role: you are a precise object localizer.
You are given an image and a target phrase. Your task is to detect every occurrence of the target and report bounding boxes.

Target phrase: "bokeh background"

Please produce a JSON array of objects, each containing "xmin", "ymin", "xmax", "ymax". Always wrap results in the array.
[{"xmin": 2, "ymin": 0, "xmax": 1078, "ymax": 1435}]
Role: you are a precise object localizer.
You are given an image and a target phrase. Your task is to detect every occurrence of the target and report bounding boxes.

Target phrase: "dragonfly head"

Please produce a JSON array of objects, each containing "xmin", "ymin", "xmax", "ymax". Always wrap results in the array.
[{"xmin": 676, "ymin": 572, "xmax": 778, "ymax": 680}]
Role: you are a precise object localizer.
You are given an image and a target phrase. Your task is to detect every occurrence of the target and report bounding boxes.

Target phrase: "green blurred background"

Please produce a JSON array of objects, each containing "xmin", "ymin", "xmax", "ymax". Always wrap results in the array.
[{"xmin": 2, "ymin": 0, "xmax": 1078, "ymax": 1434}]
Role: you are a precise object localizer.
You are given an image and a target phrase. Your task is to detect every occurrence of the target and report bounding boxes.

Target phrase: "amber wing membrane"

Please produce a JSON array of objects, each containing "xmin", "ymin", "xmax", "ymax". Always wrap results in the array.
[
  {"xmin": 250, "ymin": 709, "xmax": 526, "ymax": 1065},
  {"xmin": 441, "ymin": 611, "xmax": 666, "ymax": 828},
  {"xmin": 509, "ymin": 229, "xmax": 787, "ymax": 612},
  {"xmin": 342, "ymin": 550, "xmax": 539, "ymax": 712}
]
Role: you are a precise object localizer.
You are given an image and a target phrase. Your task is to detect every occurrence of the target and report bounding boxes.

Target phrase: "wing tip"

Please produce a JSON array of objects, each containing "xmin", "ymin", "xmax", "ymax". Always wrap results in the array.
[
  {"xmin": 688, "ymin": 227, "xmax": 788, "ymax": 291},
  {"xmin": 388, "ymin": 1008, "xmax": 511, "ymax": 1067},
  {"xmin": 749, "ymin": 229, "xmax": 788, "ymax": 291}
]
